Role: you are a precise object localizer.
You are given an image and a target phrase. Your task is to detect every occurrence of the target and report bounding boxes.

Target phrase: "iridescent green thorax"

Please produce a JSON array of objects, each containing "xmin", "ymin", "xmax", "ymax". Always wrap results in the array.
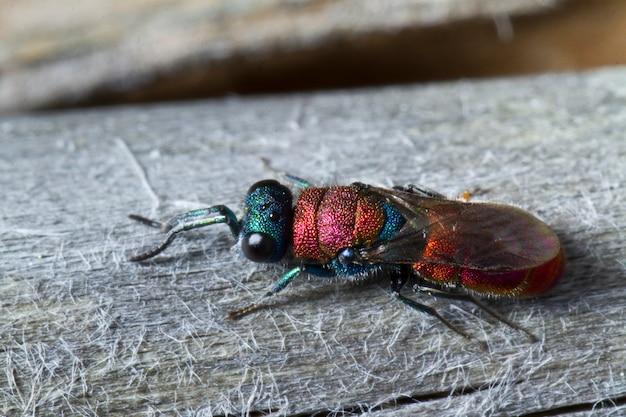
[{"xmin": 241, "ymin": 180, "xmax": 293, "ymax": 262}]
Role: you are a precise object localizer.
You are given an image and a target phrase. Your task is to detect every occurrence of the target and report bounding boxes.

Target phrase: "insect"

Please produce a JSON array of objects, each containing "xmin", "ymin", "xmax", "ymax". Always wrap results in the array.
[{"xmin": 129, "ymin": 167, "xmax": 563, "ymax": 342}]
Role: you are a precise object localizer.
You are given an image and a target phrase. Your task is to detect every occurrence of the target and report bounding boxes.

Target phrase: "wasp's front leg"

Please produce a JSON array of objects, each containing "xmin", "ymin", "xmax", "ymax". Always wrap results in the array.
[{"xmin": 228, "ymin": 264, "xmax": 332, "ymax": 319}]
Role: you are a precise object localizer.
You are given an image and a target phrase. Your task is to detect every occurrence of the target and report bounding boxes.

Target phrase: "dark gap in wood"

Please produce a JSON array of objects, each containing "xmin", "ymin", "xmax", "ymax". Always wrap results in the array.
[
  {"xmin": 518, "ymin": 393, "xmax": 626, "ymax": 417},
  {"xmin": 215, "ymin": 383, "xmax": 488, "ymax": 417},
  {"xmin": 213, "ymin": 389, "xmax": 626, "ymax": 417},
  {"xmin": 36, "ymin": 0, "xmax": 626, "ymax": 111},
  {"xmin": 347, "ymin": 384, "xmax": 486, "ymax": 415}
]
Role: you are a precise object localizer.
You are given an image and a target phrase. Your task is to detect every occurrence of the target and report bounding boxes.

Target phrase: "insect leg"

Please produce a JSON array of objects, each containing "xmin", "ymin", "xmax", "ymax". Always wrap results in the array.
[
  {"xmin": 414, "ymin": 284, "xmax": 538, "ymax": 342},
  {"xmin": 128, "ymin": 206, "xmax": 240, "ymax": 261},
  {"xmin": 395, "ymin": 293, "xmax": 472, "ymax": 340},
  {"xmin": 389, "ymin": 267, "xmax": 472, "ymax": 340},
  {"xmin": 392, "ymin": 184, "xmax": 446, "ymax": 199},
  {"xmin": 228, "ymin": 265, "xmax": 306, "ymax": 319},
  {"xmin": 459, "ymin": 190, "xmax": 472, "ymax": 202},
  {"xmin": 261, "ymin": 157, "xmax": 312, "ymax": 188},
  {"xmin": 128, "ymin": 214, "xmax": 163, "ymax": 229}
]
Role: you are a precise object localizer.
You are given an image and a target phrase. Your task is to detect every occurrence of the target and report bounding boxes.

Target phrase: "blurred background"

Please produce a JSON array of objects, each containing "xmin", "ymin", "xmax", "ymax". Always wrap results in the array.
[{"xmin": 1, "ymin": 0, "xmax": 625, "ymax": 114}]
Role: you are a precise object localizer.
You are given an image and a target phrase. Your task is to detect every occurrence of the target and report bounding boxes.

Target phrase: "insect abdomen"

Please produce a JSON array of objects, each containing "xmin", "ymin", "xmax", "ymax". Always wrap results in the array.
[
  {"xmin": 408, "ymin": 200, "xmax": 564, "ymax": 297},
  {"xmin": 292, "ymin": 186, "xmax": 403, "ymax": 262},
  {"xmin": 414, "ymin": 249, "xmax": 565, "ymax": 297}
]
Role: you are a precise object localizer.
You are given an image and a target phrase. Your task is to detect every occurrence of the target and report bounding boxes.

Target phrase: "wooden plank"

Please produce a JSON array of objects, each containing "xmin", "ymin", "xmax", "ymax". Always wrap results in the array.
[
  {"xmin": 0, "ymin": 0, "xmax": 567, "ymax": 112},
  {"xmin": 4, "ymin": 0, "xmax": 626, "ymax": 114},
  {"xmin": 1, "ymin": 67, "xmax": 625, "ymax": 416}
]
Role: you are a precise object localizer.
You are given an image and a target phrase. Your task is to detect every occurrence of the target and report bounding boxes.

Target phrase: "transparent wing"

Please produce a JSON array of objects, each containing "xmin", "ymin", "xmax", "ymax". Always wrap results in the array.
[{"xmin": 358, "ymin": 185, "xmax": 561, "ymax": 271}]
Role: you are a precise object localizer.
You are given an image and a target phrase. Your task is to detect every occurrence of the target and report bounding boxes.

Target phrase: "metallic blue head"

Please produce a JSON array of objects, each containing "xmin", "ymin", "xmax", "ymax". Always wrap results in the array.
[{"xmin": 240, "ymin": 180, "xmax": 293, "ymax": 263}]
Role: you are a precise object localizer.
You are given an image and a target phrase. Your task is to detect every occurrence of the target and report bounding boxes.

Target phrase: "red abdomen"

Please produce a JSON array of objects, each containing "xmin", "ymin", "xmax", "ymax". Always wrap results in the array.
[
  {"xmin": 413, "ymin": 205, "xmax": 565, "ymax": 297},
  {"xmin": 414, "ymin": 249, "xmax": 564, "ymax": 297},
  {"xmin": 292, "ymin": 186, "xmax": 386, "ymax": 262}
]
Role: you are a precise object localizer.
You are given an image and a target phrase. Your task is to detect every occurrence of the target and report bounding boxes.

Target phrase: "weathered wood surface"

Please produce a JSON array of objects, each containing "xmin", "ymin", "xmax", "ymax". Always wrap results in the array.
[
  {"xmin": 4, "ymin": 0, "xmax": 626, "ymax": 114},
  {"xmin": 0, "ymin": 0, "xmax": 582, "ymax": 112},
  {"xmin": 5, "ymin": 0, "xmax": 626, "ymax": 114},
  {"xmin": 1, "ymin": 67, "xmax": 626, "ymax": 416}
]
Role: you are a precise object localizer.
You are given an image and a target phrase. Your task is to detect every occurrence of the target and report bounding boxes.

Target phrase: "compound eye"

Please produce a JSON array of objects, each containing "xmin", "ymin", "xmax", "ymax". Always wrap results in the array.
[{"xmin": 241, "ymin": 232, "xmax": 275, "ymax": 262}]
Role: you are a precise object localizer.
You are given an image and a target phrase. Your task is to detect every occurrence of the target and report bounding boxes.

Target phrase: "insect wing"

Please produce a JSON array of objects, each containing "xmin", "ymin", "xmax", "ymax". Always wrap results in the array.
[{"xmin": 359, "ymin": 186, "xmax": 561, "ymax": 272}]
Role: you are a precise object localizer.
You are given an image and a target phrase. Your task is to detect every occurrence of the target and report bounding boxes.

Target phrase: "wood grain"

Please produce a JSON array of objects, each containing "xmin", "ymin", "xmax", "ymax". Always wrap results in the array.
[
  {"xmin": 4, "ymin": 0, "xmax": 626, "ymax": 114},
  {"xmin": 1, "ymin": 68, "xmax": 625, "ymax": 416},
  {"xmin": 0, "ymin": 0, "xmax": 565, "ymax": 112}
]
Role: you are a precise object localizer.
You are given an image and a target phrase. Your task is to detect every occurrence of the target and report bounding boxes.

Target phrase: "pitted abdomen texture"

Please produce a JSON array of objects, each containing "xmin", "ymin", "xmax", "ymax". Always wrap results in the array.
[{"xmin": 292, "ymin": 186, "xmax": 385, "ymax": 262}]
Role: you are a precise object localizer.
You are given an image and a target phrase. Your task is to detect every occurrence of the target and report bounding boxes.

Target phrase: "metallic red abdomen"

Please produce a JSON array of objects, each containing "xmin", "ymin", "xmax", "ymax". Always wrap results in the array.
[
  {"xmin": 292, "ymin": 186, "xmax": 385, "ymax": 262},
  {"xmin": 414, "ymin": 249, "xmax": 564, "ymax": 297},
  {"xmin": 412, "ymin": 203, "xmax": 565, "ymax": 297}
]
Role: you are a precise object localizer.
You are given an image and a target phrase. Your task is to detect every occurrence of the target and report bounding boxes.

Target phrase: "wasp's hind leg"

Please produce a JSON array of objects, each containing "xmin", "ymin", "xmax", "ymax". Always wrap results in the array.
[
  {"xmin": 414, "ymin": 282, "xmax": 538, "ymax": 342},
  {"xmin": 389, "ymin": 266, "xmax": 472, "ymax": 340},
  {"xmin": 261, "ymin": 157, "xmax": 312, "ymax": 189}
]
